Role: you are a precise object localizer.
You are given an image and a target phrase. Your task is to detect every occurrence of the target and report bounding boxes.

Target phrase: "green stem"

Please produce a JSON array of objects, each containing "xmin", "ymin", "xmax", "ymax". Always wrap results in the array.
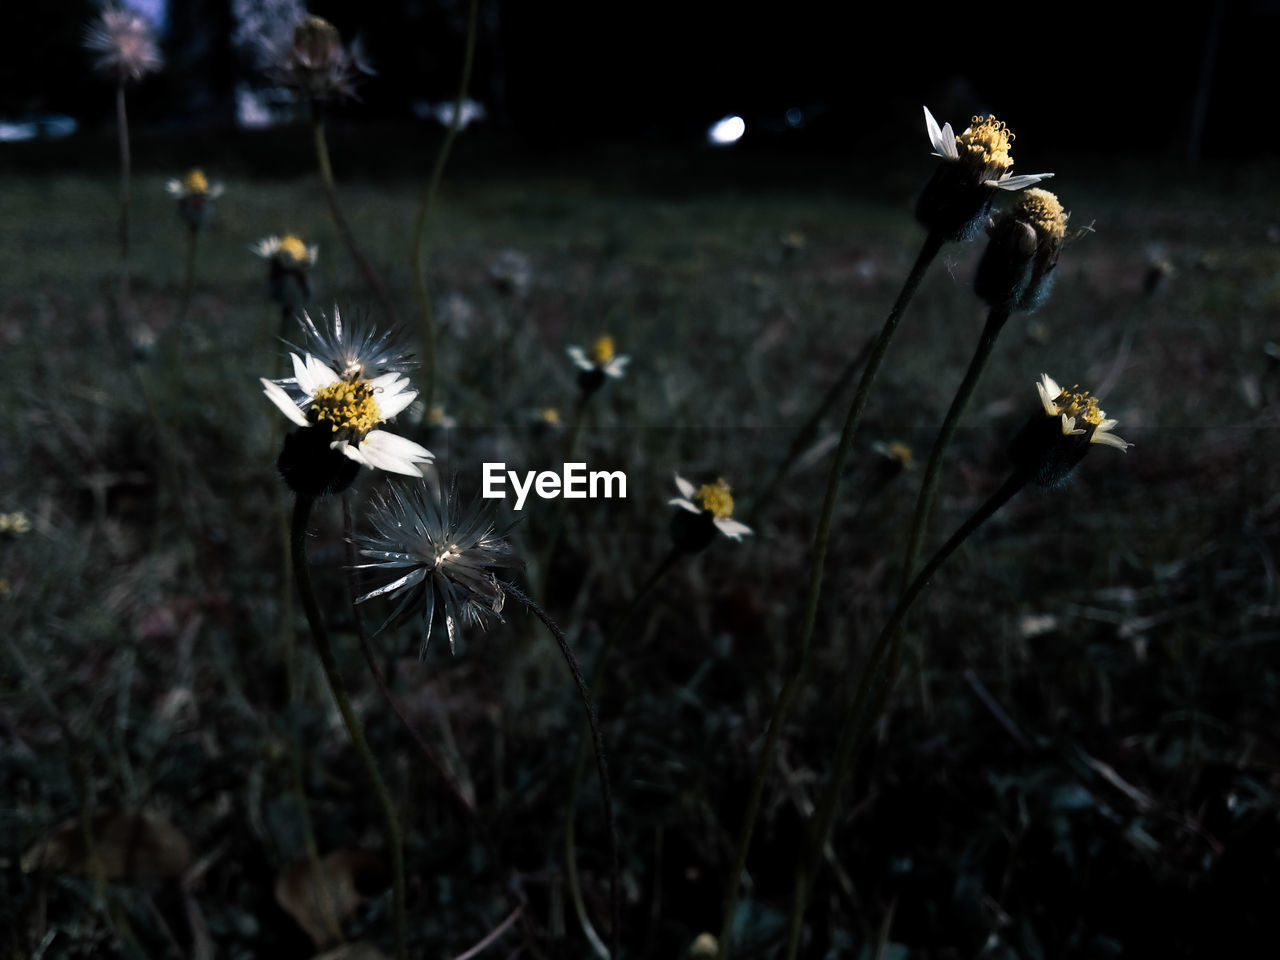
[
  {"xmin": 311, "ymin": 116, "xmax": 399, "ymax": 325},
  {"xmin": 291, "ymin": 495, "xmax": 406, "ymax": 960},
  {"xmin": 561, "ymin": 548, "xmax": 682, "ymax": 956},
  {"xmin": 410, "ymin": 0, "xmax": 480, "ymax": 409},
  {"xmin": 503, "ymin": 581, "xmax": 620, "ymax": 959},
  {"xmin": 717, "ymin": 230, "xmax": 944, "ymax": 958},
  {"xmin": 898, "ymin": 307, "xmax": 1010, "ymax": 593},
  {"xmin": 782, "ymin": 469, "xmax": 1029, "ymax": 957}
]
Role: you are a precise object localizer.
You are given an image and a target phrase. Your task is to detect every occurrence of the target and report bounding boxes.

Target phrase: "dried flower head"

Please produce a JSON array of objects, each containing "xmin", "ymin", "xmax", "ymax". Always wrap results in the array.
[
  {"xmin": 1009, "ymin": 374, "xmax": 1130, "ymax": 487},
  {"xmin": 273, "ymin": 14, "xmax": 372, "ymax": 102},
  {"xmin": 84, "ymin": 6, "xmax": 163, "ymax": 83},
  {"xmin": 917, "ymin": 106, "xmax": 1053, "ymax": 241},
  {"xmin": 976, "ymin": 188, "xmax": 1070, "ymax": 311},
  {"xmin": 353, "ymin": 482, "xmax": 523, "ymax": 655},
  {"xmin": 670, "ymin": 474, "xmax": 753, "ymax": 552},
  {"xmin": 286, "ymin": 305, "xmax": 415, "ymax": 382}
]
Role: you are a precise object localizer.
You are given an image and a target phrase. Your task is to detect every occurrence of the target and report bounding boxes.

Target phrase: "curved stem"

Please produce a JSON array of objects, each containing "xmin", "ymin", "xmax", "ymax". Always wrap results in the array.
[
  {"xmin": 503, "ymin": 581, "xmax": 620, "ymax": 959},
  {"xmin": 291, "ymin": 495, "xmax": 406, "ymax": 960},
  {"xmin": 898, "ymin": 307, "xmax": 1010, "ymax": 593},
  {"xmin": 311, "ymin": 116, "xmax": 399, "ymax": 324},
  {"xmin": 782, "ymin": 469, "xmax": 1028, "ymax": 957},
  {"xmin": 717, "ymin": 230, "xmax": 945, "ymax": 958},
  {"xmin": 411, "ymin": 0, "xmax": 480, "ymax": 409},
  {"xmin": 561, "ymin": 548, "xmax": 682, "ymax": 956}
]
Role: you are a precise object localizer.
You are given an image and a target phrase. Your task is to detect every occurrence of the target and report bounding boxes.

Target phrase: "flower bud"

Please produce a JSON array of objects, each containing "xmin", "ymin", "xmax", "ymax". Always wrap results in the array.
[{"xmin": 975, "ymin": 189, "xmax": 1068, "ymax": 311}]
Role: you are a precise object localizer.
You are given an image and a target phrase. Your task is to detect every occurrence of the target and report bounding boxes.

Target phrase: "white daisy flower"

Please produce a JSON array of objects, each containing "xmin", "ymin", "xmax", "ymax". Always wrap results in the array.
[
  {"xmin": 567, "ymin": 335, "xmax": 630, "ymax": 379},
  {"xmin": 164, "ymin": 168, "xmax": 225, "ymax": 201},
  {"xmin": 261, "ymin": 338, "xmax": 433, "ymax": 478},
  {"xmin": 1036, "ymin": 373, "xmax": 1131, "ymax": 450},
  {"xmin": 670, "ymin": 475, "xmax": 753, "ymax": 541},
  {"xmin": 923, "ymin": 106, "xmax": 1053, "ymax": 192},
  {"xmin": 253, "ymin": 234, "xmax": 319, "ymax": 267}
]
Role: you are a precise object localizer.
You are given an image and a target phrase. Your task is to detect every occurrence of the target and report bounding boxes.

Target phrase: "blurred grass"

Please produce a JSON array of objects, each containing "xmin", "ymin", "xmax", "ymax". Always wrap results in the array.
[{"xmin": 1, "ymin": 127, "xmax": 1278, "ymax": 958}]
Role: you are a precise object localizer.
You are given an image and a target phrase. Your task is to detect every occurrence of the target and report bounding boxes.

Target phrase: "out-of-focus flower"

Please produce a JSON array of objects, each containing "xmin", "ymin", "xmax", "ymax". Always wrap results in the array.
[
  {"xmin": 272, "ymin": 15, "xmax": 372, "ymax": 102},
  {"xmin": 353, "ymin": 482, "xmax": 523, "ymax": 656},
  {"xmin": 670, "ymin": 474, "xmax": 753, "ymax": 552},
  {"xmin": 84, "ymin": 6, "xmax": 162, "ymax": 83},
  {"xmin": 1009, "ymin": 373, "xmax": 1130, "ymax": 487},
  {"xmin": 426, "ymin": 405, "xmax": 457, "ymax": 430},
  {"xmin": 917, "ymin": 106, "xmax": 1053, "ymax": 241},
  {"xmin": 166, "ymin": 168, "xmax": 225, "ymax": 231},
  {"xmin": 568, "ymin": 335, "xmax": 630, "ymax": 394},
  {"xmin": 0, "ymin": 512, "xmax": 31, "ymax": 536},
  {"xmin": 871, "ymin": 440, "xmax": 915, "ymax": 483},
  {"xmin": 975, "ymin": 188, "xmax": 1070, "ymax": 311},
  {"xmin": 254, "ymin": 234, "xmax": 318, "ymax": 311}
]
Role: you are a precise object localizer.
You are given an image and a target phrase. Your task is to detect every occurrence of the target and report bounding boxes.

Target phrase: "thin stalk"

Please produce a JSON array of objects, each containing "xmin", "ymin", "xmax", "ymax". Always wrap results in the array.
[
  {"xmin": 898, "ymin": 307, "xmax": 1011, "ymax": 593},
  {"xmin": 503, "ymin": 582, "xmax": 620, "ymax": 959},
  {"xmin": 717, "ymin": 230, "xmax": 945, "ymax": 958},
  {"xmin": 539, "ymin": 391, "xmax": 591, "ymax": 596},
  {"xmin": 782, "ymin": 470, "xmax": 1029, "ymax": 957},
  {"xmin": 411, "ymin": 0, "xmax": 480, "ymax": 408},
  {"xmin": 311, "ymin": 115, "xmax": 399, "ymax": 324},
  {"xmin": 115, "ymin": 80, "xmax": 131, "ymax": 310},
  {"xmin": 291, "ymin": 495, "xmax": 406, "ymax": 960},
  {"xmin": 561, "ymin": 548, "xmax": 682, "ymax": 956}
]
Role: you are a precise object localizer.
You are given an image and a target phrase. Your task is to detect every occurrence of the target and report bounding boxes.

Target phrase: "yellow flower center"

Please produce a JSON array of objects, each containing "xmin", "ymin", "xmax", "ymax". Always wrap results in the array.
[
  {"xmin": 957, "ymin": 114, "xmax": 1014, "ymax": 176},
  {"xmin": 1015, "ymin": 188, "xmax": 1068, "ymax": 241},
  {"xmin": 308, "ymin": 380, "xmax": 384, "ymax": 435},
  {"xmin": 541, "ymin": 407, "xmax": 560, "ymax": 424},
  {"xmin": 279, "ymin": 235, "xmax": 309, "ymax": 263},
  {"xmin": 183, "ymin": 168, "xmax": 209, "ymax": 194},
  {"xmin": 1054, "ymin": 385, "xmax": 1106, "ymax": 426},
  {"xmin": 696, "ymin": 479, "xmax": 735, "ymax": 520},
  {"xmin": 428, "ymin": 405, "xmax": 447, "ymax": 425},
  {"xmin": 589, "ymin": 336, "xmax": 615, "ymax": 366},
  {"xmin": 885, "ymin": 443, "xmax": 913, "ymax": 467}
]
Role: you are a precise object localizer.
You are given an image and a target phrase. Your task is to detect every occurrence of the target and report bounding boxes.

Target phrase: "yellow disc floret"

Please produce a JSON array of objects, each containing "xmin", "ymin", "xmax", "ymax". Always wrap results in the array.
[
  {"xmin": 182, "ymin": 168, "xmax": 209, "ymax": 194},
  {"xmin": 957, "ymin": 114, "xmax": 1014, "ymax": 176},
  {"xmin": 696, "ymin": 478, "xmax": 735, "ymax": 520},
  {"xmin": 541, "ymin": 407, "xmax": 561, "ymax": 425},
  {"xmin": 886, "ymin": 443, "xmax": 914, "ymax": 467},
  {"xmin": 589, "ymin": 335, "xmax": 615, "ymax": 366},
  {"xmin": 1015, "ymin": 188, "xmax": 1068, "ymax": 241},
  {"xmin": 308, "ymin": 380, "xmax": 384, "ymax": 436},
  {"xmin": 279, "ymin": 234, "xmax": 309, "ymax": 263}
]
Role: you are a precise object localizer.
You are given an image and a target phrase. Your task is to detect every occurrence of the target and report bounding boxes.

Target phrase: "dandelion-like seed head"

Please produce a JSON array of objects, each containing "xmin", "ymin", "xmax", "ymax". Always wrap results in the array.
[
  {"xmin": 353, "ymin": 483, "xmax": 523, "ymax": 656},
  {"xmin": 1011, "ymin": 373, "xmax": 1130, "ymax": 487},
  {"xmin": 670, "ymin": 474, "xmax": 753, "ymax": 551},
  {"xmin": 84, "ymin": 7, "xmax": 162, "ymax": 83},
  {"xmin": 273, "ymin": 14, "xmax": 371, "ymax": 102},
  {"xmin": 288, "ymin": 306, "xmax": 415, "ymax": 382}
]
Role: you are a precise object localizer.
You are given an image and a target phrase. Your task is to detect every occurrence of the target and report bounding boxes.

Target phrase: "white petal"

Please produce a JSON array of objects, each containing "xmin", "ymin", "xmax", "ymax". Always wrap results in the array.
[
  {"xmin": 165, "ymin": 180, "xmax": 182, "ymax": 196},
  {"xmin": 1036, "ymin": 374, "xmax": 1062, "ymax": 416},
  {"xmin": 923, "ymin": 105, "xmax": 958, "ymax": 160},
  {"xmin": 358, "ymin": 430, "xmax": 433, "ymax": 475},
  {"xmin": 304, "ymin": 354, "xmax": 340, "ymax": 390},
  {"xmin": 252, "ymin": 236, "xmax": 279, "ymax": 258},
  {"xmin": 376, "ymin": 384, "xmax": 417, "ymax": 420},
  {"xmin": 289, "ymin": 353, "xmax": 317, "ymax": 396},
  {"xmin": 261, "ymin": 378, "xmax": 309, "ymax": 426},
  {"xmin": 674, "ymin": 475, "xmax": 697, "ymax": 499},
  {"xmin": 991, "ymin": 172, "xmax": 1054, "ymax": 191},
  {"xmin": 208, "ymin": 184, "xmax": 226, "ymax": 199},
  {"xmin": 669, "ymin": 498, "xmax": 702, "ymax": 515},
  {"xmin": 566, "ymin": 346, "xmax": 593, "ymax": 371},
  {"xmin": 1091, "ymin": 427, "xmax": 1131, "ymax": 450},
  {"xmin": 605, "ymin": 356, "xmax": 631, "ymax": 378},
  {"xmin": 1060, "ymin": 415, "xmax": 1085, "ymax": 436},
  {"xmin": 715, "ymin": 518, "xmax": 754, "ymax": 540}
]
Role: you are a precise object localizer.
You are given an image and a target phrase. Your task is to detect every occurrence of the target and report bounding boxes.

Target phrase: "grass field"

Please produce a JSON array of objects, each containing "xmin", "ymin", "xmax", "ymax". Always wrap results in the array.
[{"xmin": 2, "ymin": 125, "xmax": 1278, "ymax": 959}]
